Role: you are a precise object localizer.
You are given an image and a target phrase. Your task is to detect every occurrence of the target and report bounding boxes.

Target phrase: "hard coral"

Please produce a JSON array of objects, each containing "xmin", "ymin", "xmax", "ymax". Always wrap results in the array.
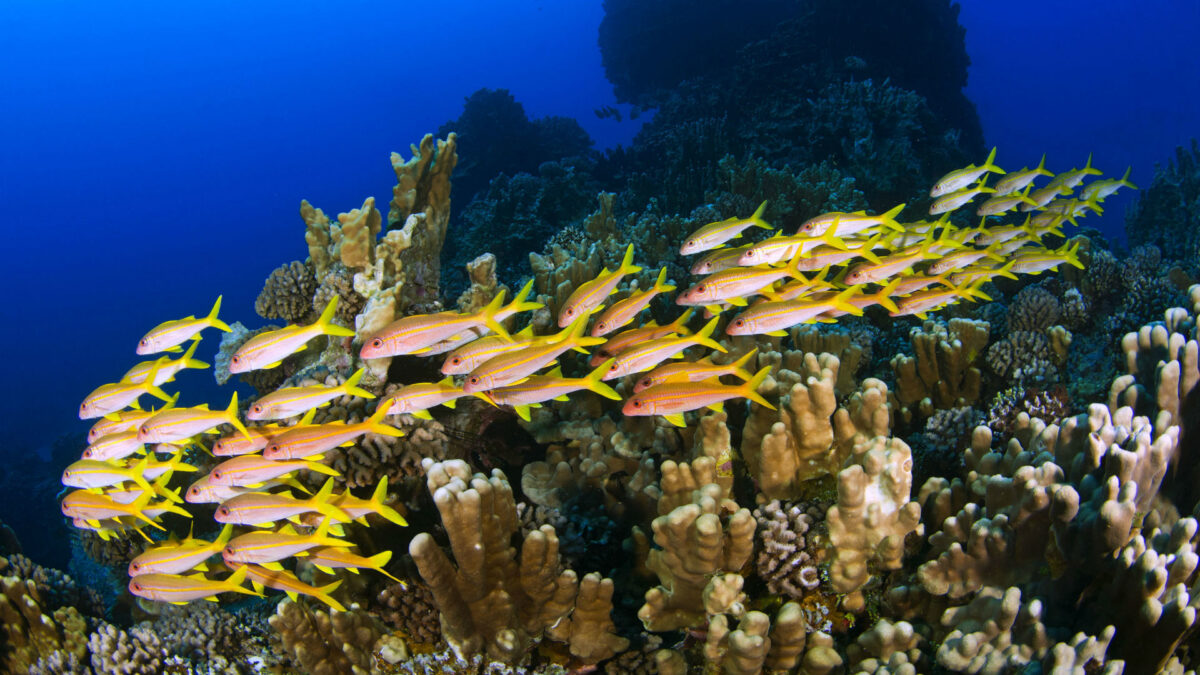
[{"xmin": 256, "ymin": 259, "xmax": 318, "ymax": 323}]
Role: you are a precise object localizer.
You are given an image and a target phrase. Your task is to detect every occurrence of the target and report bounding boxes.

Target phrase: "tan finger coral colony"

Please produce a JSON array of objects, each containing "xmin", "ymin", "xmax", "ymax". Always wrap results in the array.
[{"xmin": 15, "ymin": 125, "xmax": 1200, "ymax": 675}]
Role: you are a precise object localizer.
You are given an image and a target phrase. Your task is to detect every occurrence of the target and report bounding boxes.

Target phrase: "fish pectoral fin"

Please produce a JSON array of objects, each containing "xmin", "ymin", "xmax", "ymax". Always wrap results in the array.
[
  {"xmin": 412, "ymin": 410, "xmax": 433, "ymax": 420},
  {"xmin": 285, "ymin": 591, "xmax": 299, "ymax": 602},
  {"xmin": 552, "ymin": 395, "xmax": 569, "ymax": 402},
  {"xmin": 315, "ymin": 564, "xmax": 336, "ymax": 575},
  {"xmin": 726, "ymin": 296, "xmax": 748, "ymax": 306},
  {"xmin": 165, "ymin": 346, "xmax": 183, "ymax": 353},
  {"xmin": 260, "ymin": 561, "xmax": 285, "ymax": 571},
  {"xmin": 663, "ymin": 413, "xmax": 687, "ymax": 427},
  {"xmin": 85, "ymin": 519, "xmax": 102, "ymax": 528},
  {"xmin": 706, "ymin": 402, "xmax": 725, "ymax": 413},
  {"xmin": 765, "ymin": 330, "xmax": 788, "ymax": 337},
  {"xmin": 513, "ymin": 405, "xmax": 532, "ymax": 422}
]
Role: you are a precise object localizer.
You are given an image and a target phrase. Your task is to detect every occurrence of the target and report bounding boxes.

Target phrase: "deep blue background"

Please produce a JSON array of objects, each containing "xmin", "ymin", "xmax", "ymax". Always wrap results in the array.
[{"xmin": 1, "ymin": 0, "xmax": 1197, "ymax": 465}]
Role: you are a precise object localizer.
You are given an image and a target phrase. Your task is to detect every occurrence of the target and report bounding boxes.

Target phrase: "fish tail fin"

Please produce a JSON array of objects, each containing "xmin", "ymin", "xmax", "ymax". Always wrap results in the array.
[
  {"xmin": 959, "ymin": 279, "xmax": 992, "ymax": 302},
  {"xmin": 223, "ymin": 392, "xmax": 253, "ymax": 442},
  {"xmin": 653, "ymin": 267, "xmax": 675, "ymax": 293},
  {"xmin": 832, "ymin": 287, "xmax": 865, "ymax": 316},
  {"xmin": 585, "ymin": 360, "xmax": 622, "ymax": 400},
  {"xmin": 180, "ymin": 339, "xmax": 209, "ymax": 371},
  {"xmin": 853, "ymin": 233, "xmax": 884, "ymax": 264},
  {"xmin": 1065, "ymin": 240, "xmax": 1085, "ymax": 269},
  {"xmin": 366, "ymin": 404, "xmax": 404, "ymax": 437},
  {"xmin": 204, "ymin": 296, "xmax": 231, "ymax": 332},
  {"xmin": 694, "ymin": 317, "xmax": 728, "ymax": 353},
  {"xmin": 740, "ymin": 366, "xmax": 776, "ymax": 410},
  {"xmin": 369, "ymin": 477, "xmax": 408, "ymax": 526},
  {"xmin": 368, "ymin": 550, "xmax": 393, "ymax": 569},
  {"xmin": 314, "ymin": 579, "xmax": 347, "ymax": 612},
  {"xmin": 340, "ymin": 368, "xmax": 375, "ymax": 399},
  {"xmin": 312, "ymin": 479, "xmax": 352, "ymax": 522},
  {"xmin": 1034, "ymin": 153, "xmax": 1052, "ymax": 177},
  {"xmin": 982, "ymin": 147, "xmax": 1004, "ymax": 175},
  {"xmin": 566, "ymin": 313, "xmax": 606, "ymax": 351},
  {"xmin": 880, "ymin": 203, "xmax": 906, "ymax": 232},
  {"xmin": 316, "ymin": 296, "xmax": 355, "ymax": 338},
  {"xmin": 303, "ymin": 460, "xmax": 341, "ymax": 478},
  {"xmin": 617, "ymin": 244, "xmax": 642, "ymax": 276},
  {"xmin": 312, "ymin": 517, "xmax": 351, "ymax": 548},
  {"xmin": 224, "ymin": 565, "xmax": 262, "ymax": 596},
  {"xmin": 1120, "ymin": 165, "xmax": 1138, "ymax": 190},
  {"xmin": 750, "ymin": 200, "xmax": 771, "ymax": 229},
  {"xmin": 730, "ymin": 347, "xmax": 758, "ymax": 381},
  {"xmin": 669, "ymin": 308, "xmax": 695, "ymax": 336},
  {"xmin": 1083, "ymin": 152, "xmax": 1102, "ymax": 176},
  {"xmin": 141, "ymin": 360, "xmax": 173, "ymax": 402},
  {"xmin": 507, "ymin": 279, "xmax": 543, "ymax": 314},
  {"xmin": 215, "ymin": 523, "xmax": 235, "ymax": 546},
  {"xmin": 128, "ymin": 456, "xmax": 154, "ymax": 493},
  {"xmin": 480, "ymin": 289, "xmax": 517, "ymax": 342},
  {"xmin": 871, "ymin": 279, "xmax": 903, "ymax": 314}
]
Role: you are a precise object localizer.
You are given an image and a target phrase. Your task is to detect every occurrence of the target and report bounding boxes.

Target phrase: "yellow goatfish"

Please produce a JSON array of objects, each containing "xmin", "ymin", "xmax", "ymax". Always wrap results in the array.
[
  {"xmin": 929, "ymin": 178, "xmax": 995, "ymax": 215},
  {"xmin": 61, "ymin": 489, "xmax": 189, "ymax": 530},
  {"xmin": 634, "ymin": 348, "xmax": 757, "ymax": 393},
  {"xmin": 602, "ymin": 317, "xmax": 726, "ymax": 380},
  {"xmin": 128, "ymin": 524, "xmax": 234, "ymax": 576},
  {"xmin": 1021, "ymin": 183, "xmax": 1072, "ymax": 211},
  {"xmin": 890, "ymin": 280, "xmax": 989, "ymax": 319},
  {"xmin": 818, "ymin": 279, "xmax": 903, "ymax": 318},
  {"xmin": 379, "ymin": 376, "xmax": 485, "ymax": 419},
  {"xmin": 558, "ymin": 244, "xmax": 643, "ymax": 327},
  {"xmin": 87, "ymin": 394, "xmax": 179, "ymax": 443},
  {"xmin": 591, "ymin": 310, "xmax": 694, "ymax": 366},
  {"xmin": 1079, "ymin": 166, "xmax": 1137, "ymax": 202},
  {"xmin": 1044, "ymin": 153, "xmax": 1103, "ymax": 192},
  {"xmin": 62, "ymin": 457, "xmax": 153, "ymax": 491},
  {"xmin": 484, "ymin": 362, "xmax": 620, "ymax": 421},
  {"xmin": 185, "ymin": 474, "xmax": 290, "ymax": 504},
  {"xmin": 798, "ymin": 204, "xmax": 905, "ymax": 237},
  {"xmin": 247, "ymin": 368, "xmax": 374, "ymax": 421},
  {"xmin": 591, "ymin": 267, "xmax": 675, "ymax": 336},
  {"xmin": 925, "ymin": 242, "xmax": 1006, "ymax": 275},
  {"xmin": 263, "ymin": 405, "xmax": 402, "ymax": 460},
  {"xmin": 79, "ymin": 361, "xmax": 172, "ymax": 420},
  {"xmin": 463, "ymin": 314, "xmax": 604, "ymax": 393},
  {"xmin": 677, "ymin": 250, "xmax": 811, "ymax": 308},
  {"xmin": 691, "ymin": 244, "xmax": 756, "ymax": 275},
  {"xmin": 679, "ymin": 201, "xmax": 771, "ymax": 255},
  {"xmin": 725, "ymin": 288, "xmax": 863, "ymax": 336},
  {"xmin": 230, "ymin": 297, "xmax": 355, "ymax": 373},
  {"xmin": 1010, "ymin": 242, "xmax": 1084, "ymax": 275},
  {"xmin": 212, "ymin": 418, "xmax": 299, "ymax": 457},
  {"xmin": 82, "ymin": 430, "xmax": 144, "ymax": 461},
  {"xmin": 128, "ymin": 565, "xmax": 260, "ymax": 605},
  {"xmin": 976, "ymin": 186, "xmax": 1039, "ymax": 216},
  {"xmin": 137, "ymin": 296, "xmax": 230, "ymax": 355},
  {"xmin": 624, "ymin": 367, "xmax": 775, "ymax": 427},
  {"xmin": 215, "ymin": 479, "xmax": 350, "ymax": 526},
  {"xmin": 305, "ymin": 547, "xmax": 402, "ymax": 584},
  {"xmin": 440, "ymin": 326, "xmax": 535, "ymax": 375},
  {"xmin": 930, "ymin": 147, "xmax": 1004, "ymax": 197},
  {"xmin": 993, "ymin": 154, "xmax": 1053, "ymax": 196},
  {"xmin": 843, "ymin": 241, "xmax": 943, "ymax": 286},
  {"xmin": 361, "ymin": 280, "xmax": 540, "ymax": 358},
  {"xmin": 329, "ymin": 477, "xmax": 407, "ymax": 526},
  {"xmin": 141, "ymin": 449, "xmax": 199, "ymax": 481},
  {"xmin": 123, "ymin": 340, "xmax": 208, "ymax": 386},
  {"xmin": 207, "ymin": 454, "xmax": 339, "ymax": 487},
  {"xmin": 138, "ymin": 392, "xmax": 251, "ymax": 444},
  {"xmin": 222, "ymin": 518, "xmax": 350, "ymax": 565},
  {"xmin": 72, "ymin": 516, "xmax": 150, "ymax": 543},
  {"xmin": 947, "ymin": 261, "xmax": 1018, "ymax": 287},
  {"xmin": 235, "ymin": 563, "xmax": 345, "ymax": 612}
]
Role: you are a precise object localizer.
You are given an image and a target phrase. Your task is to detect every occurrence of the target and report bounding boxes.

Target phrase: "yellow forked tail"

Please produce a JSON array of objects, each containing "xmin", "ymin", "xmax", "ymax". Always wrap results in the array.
[
  {"xmin": 584, "ymin": 360, "xmax": 621, "ymax": 400},
  {"xmin": 206, "ymin": 296, "xmax": 232, "ymax": 332},
  {"xmin": 316, "ymin": 296, "xmax": 356, "ymax": 338}
]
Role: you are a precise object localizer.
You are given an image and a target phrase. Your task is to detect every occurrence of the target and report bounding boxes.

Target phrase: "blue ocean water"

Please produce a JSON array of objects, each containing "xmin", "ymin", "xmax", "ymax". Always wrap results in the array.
[{"xmin": 0, "ymin": 0, "xmax": 1197, "ymax": 568}]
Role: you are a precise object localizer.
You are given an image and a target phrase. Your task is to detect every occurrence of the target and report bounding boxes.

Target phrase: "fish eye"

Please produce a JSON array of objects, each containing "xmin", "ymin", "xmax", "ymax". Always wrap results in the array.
[
  {"xmin": 632, "ymin": 400, "xmax": 643, "ymax": 408},
  {"xmin": 609, "ymin": 362, "xmax": 619, "ymax": 371},
  {"xmin": 131, "ymin": 582, "xmax": 141, "ymax": 591},
  {"xmin": 131, "ymin": 563, "xmax": 140, "ymax": 571},
  {"xmin": 252, "ymin": 405, "xmax": 262, "ymax": 414},
  {"xmin": 188, "ymin": 487, "xmax": 199, "ymax": 496},
  {"xmin": 139, "ymin": 339, "xmax": 147, "ymax": 346},
  {"xmin": 217, "ymin": 506, "xmax": 229, "ymax": 516},
  {"xmin": 231, "ymin": 356, "xmax": 240, "ymax": 364},
  {"xmin": 267, "ymin": 445, "xmax": 279, "ymax": 454},
  {"xmin": 212, "ymin": 470, "xmax": 223, "ymax": 479},
  {"xmin": 451, "ymin": 357, "xmax": 461, "ymax": 365},
  {"xmin": 734, "ymin": 319, "xmax": 745, "ymax": 327},
  {"xmin": 687, "ymin": 240, "xmax": 696, "ymax": 247},
  {"xmin": 468, "ymin": 377, "xmax": 479, "ymax": 385},
  {"xmin": 82, "ymin": 450, "xmax": 92, "ymax": 459},
  {"xmin": 224, "ymin": 546, "xmax": 234, "ymax": 555},
  {"xmin": 371, "ymin": 338, "xmax": 383, "ymax": 348},
  {"xmin": 697, "ymin": 285, "xmax": 706, "ymax": 292},
  {"xmin": 565, "ymin": 308, "xmax": 575, "ymax": 316}
]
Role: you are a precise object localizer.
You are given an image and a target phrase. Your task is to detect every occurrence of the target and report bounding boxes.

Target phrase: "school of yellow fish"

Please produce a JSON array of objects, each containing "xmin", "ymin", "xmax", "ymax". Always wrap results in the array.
[{"xmin": 63, "ymin": 149, "xmax": 1134, "ymax": 607}]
